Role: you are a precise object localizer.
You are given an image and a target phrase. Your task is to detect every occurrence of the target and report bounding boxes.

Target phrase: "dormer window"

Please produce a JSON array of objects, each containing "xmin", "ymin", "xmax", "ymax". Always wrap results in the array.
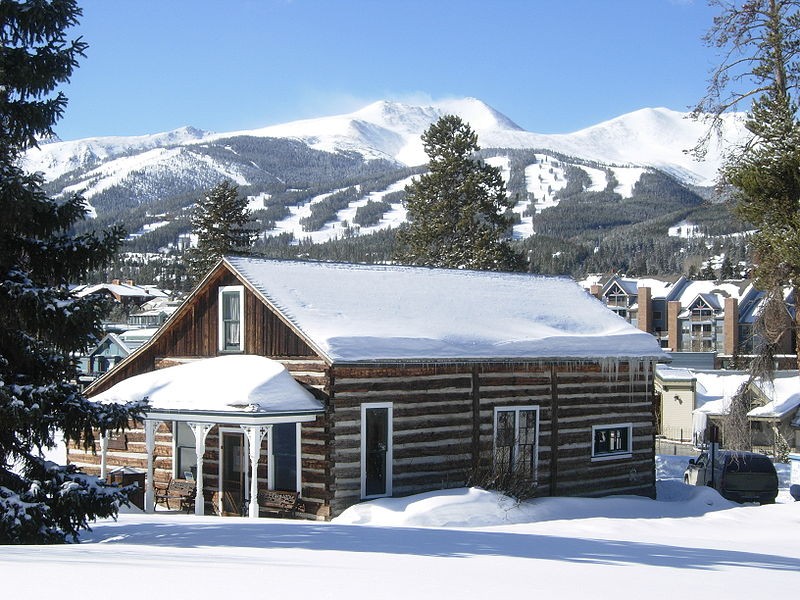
[{"xmin": 218, "ymin": 285, "xmax": 245, "ymax": 352}]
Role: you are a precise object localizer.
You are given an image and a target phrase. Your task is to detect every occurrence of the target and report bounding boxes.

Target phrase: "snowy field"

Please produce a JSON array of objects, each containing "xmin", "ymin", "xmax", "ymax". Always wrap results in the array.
[{"xmin": 2, "ymin": 455, "xmax": 797, "ymax": 598}]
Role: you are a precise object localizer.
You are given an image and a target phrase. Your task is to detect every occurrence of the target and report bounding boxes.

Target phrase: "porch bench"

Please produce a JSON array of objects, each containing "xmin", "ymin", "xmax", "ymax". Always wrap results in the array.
[
  {"xmin": 258, "ymin": 489, "xmax": 304, "ymax": 518},
  {"xmin": 154, "ymin": 478, "xmax": 196, "ymax": 512}
]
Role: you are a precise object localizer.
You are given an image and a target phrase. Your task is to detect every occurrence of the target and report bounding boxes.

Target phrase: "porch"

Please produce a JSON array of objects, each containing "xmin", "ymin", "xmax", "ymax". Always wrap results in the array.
[{"xmin": 90, "ymin": 355, "xmax": 326, "ymax": 517}]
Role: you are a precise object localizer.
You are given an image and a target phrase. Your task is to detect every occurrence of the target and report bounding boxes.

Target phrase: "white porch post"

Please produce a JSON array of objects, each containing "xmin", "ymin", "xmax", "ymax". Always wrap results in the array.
[
  {"xmin": 188, "ymin": 422, "xmax": 214, "ymax": 516},
  {"xmin": 99, "ymin": 431, "xmax": 109, "ymax": 480},
  {"xmin": 242, "ymin": 425, "xmax": 270, "ymax": 518},
  {"xmin": 144, "ymin": 419, "xmax": 159, "ymax": 513}
]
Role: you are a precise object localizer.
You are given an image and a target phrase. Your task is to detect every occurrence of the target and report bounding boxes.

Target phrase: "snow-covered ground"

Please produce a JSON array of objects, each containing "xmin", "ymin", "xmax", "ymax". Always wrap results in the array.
[{"xmin": 3, "ymin": 455, "xmax": 797, "ymax": 598}]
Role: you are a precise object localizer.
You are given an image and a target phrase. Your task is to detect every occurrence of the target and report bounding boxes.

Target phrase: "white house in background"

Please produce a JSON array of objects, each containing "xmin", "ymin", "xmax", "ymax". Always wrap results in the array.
[
  {"xmin": 73, "ymin": 280, "xmax": 168, "ymax": 308},
  {"xmin": 655, "ymin": 365, "xmax": 749, "ymax": 444},
  {"xmin": 656, "ymin": 365, "xmax": 800, "ymax": 453}
]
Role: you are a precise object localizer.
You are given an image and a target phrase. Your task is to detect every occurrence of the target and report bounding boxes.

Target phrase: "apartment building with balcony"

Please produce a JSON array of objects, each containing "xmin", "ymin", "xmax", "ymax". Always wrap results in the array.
[{"xmin": 587, "ymin": 275, "xmax": 796, "ymax": 367}]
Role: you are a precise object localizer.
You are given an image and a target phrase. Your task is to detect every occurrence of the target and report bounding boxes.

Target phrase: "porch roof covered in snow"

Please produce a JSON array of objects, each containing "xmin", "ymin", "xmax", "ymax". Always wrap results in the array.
[
  {"xmin": 93, "ymin": 354, "xmax": 324, "ymax": 424},
  {"xmin": 224, "ymin": 256, "xmax": 668, "ymax": 365}
]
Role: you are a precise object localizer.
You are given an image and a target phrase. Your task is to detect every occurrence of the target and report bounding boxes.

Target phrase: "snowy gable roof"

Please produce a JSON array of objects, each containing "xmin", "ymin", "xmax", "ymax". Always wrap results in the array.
[
  {"xmin": 224, "ymin": 257, "xmax": 667, "ymax": 363},
  {"xmin": 605, "ymin": 277, "xmax": 639, "ymax": 296},
  {"xmin": 667, "ymin": 279, "xmax": 747, "ymax": 307},
  {"xmin": 93, "ymin": 355, "xmax": 323, "ymax": 415},
  {"xmin": 749, "ymin": 374, "xmax": 800, "ymax": 419},
  {"xmin": 691, "ymin": 370, "xmax": 751, "ymax": 415}
]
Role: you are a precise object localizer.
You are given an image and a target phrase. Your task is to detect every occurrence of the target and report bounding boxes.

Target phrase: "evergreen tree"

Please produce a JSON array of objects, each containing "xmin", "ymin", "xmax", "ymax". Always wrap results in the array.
[
  {"xmin": 186, "ymin": 180, "xmax": 257, "ymax": 282},
  {"xmin": 696, "ymin": 0, "xmax": 800, "ymax": 367},
  {"xmin": 719, "ymin": 254, "xmax": 736, "ymax": 279},
  {"xmin": 0, "ymin": 0, "xmax": 146, "ymax": 543},
  {"xmin": 396, "ymin": 115, "xmax": 523, "ymax": 271},
  {"xmin": 695, "ymin": 0, "xmax": 800, "ymax": 448}
]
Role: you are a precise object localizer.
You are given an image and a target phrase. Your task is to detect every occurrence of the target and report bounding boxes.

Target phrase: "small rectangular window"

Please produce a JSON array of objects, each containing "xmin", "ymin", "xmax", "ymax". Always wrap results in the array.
[
  {"xmin": 174, "ymin": 421, "xmax": 197, "ymax": 479},
  {"xmin": 218, "ymin": 285, "xmax": 245, "ymax": 352},
  {"xmin": 591, "ymin": 424, "xmax": 632, "ymax": 460},
  {"xmin": 272, "ymin": 423, "xmax": 298, "ymax": 492}
]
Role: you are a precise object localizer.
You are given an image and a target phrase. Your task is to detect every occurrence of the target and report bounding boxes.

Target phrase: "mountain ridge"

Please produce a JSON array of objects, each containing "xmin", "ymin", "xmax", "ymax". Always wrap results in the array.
[{"xmin": 25, "ymin": 98, "xmax": 746, "ymax": 188}]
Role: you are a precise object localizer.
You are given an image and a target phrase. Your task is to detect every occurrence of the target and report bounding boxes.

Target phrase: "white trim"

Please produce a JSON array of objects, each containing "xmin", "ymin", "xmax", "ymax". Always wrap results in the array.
[
  {"xmin": 144, "ymin": 419, "xmax": 160, "ymax": 513},
  {"xmin": 171, "ymin": 420, "xmax": 178, "ymax": 479},
  {"xmin": 492, "ymin": 405, "xmax": 540, "ymax": 482},
  {"xmin": 187, "ymin": 422, "xmax": 214, "ymax": 515},
  {"xmin": 99, "ymin": 432, "xmax": 109, "ymax": 480},
  {"xmin": 241, "ymin": 425, "xmax": 270, "ymax": 518},
  {"xmin": 360, "ymin": 402, "xmax": 393, "ymax": 500},
  {"xmin": 295, "ymin": 422, "xmax": 302, "ymax": 493},
  {"xmin": 267, "ymin": 426, "xmax": 275, "ymax": 490},
  {"xmin": 145, "ymin": 411, "xmax": 319, "ymax": 426},
  {"xmin": 218, "ymin": 285, "xmax": 245, "ymax": 352},
  {"xmin": 591, "ymin": 423, "xmax": 633, "ymax": 461}
]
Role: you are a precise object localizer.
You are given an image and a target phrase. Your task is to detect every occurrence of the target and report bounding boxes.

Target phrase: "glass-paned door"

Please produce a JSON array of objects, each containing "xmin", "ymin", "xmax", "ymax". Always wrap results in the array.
[
  {"xmin": 362, "ymin": 404, "xmax": 392, "ymax": 498},
  {"xmin": 221, "ymin": 431, "xmax": 246, "ymax": 515}
]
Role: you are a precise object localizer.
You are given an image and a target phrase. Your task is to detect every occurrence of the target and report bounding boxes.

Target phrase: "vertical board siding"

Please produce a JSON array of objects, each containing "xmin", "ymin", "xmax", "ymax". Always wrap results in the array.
[{"xmin": 86, "ymin": 265, "xmax": 318, "ymax": 396}]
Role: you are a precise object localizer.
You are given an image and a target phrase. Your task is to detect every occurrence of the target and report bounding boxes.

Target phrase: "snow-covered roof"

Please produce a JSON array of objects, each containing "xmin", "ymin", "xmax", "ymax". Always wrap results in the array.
[
  {"xmin": 749, "ymin": 374, "xmax": 800, "ymax": 419},
  {"xmin": 691, "ymin": 370, "xmax": 751, "ymax": 415},
  {"xmin": 685, "ymin": 293, "xmax": 722, "ymax": 312},
  {"xmin": 224, "ymin": 257, "xmax": 667, "ymax": 364},
  {"xmin": 91, "ymin": 332, "xmax": 132, "ymax": 356},
  {"xmin": 635, "ymin": 277, "xmax": 676, "ymax": 298},
  {"xmin": 582, "ymin": 275, "xmax": 681, "ymax": 300},
  {"xmin": 666, "ymin": 279, "xmax": 748, "ymax": 306},
  {"xmin": 655, "ymin": 365, "xmax": 695, "ymax": 382},
  {"xmin": 94, "ymin": 355, "xmax": 323, "ymax": 415},
  {"xmin": 606, "ymin": 278, "xmax": 639, "ymax": 296},
  {"xmin": 75, "ymin": 282, "xmax": 168, "ymax": 299},
  {"xmin": 689, "ymin": 370, "xmax": 800, "ymax": 420}
]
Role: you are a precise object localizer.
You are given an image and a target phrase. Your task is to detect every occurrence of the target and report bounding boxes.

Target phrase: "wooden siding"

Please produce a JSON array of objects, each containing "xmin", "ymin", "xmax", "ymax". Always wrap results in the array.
[
  {"xmin": 87, "ymin": 264, "xmax": 320, "ymax": 395},
  {"xmin": 78, "ymin": 261, "xmax": 657, "ymax": 521},
  {"xmin": 327, "ymin": 361, "xmax": 656, "ymax": 517}
]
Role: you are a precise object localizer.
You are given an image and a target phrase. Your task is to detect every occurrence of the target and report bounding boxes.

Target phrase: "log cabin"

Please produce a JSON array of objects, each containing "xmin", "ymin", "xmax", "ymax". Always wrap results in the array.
[{"xmin": 73, "ymin": 256, "xmax": 668, "ymax": 520}]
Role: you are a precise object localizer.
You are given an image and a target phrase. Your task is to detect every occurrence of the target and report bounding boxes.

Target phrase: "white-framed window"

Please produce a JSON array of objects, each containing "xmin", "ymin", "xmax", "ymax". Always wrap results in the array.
[
  {"xmin": 218, "ymin": 285, "xmax": 245, "ymax": 352},
  {"xmin": 591, "ymin": 424, "xmax": 633, "ymax": 461},
  {"xmin": 360, "ymin": 402, "xmax": 393, "ymax": 499},
  {"xmin": 493, "ymin": 406, "xmax": 539, "ymax": 481},
  {"xmin": 173, "ymin": 421, "xmax": 197, "ymax": 480},
  {"xmin": 270, "ymin": 422, "xmax": 300, "ymax": 492}
]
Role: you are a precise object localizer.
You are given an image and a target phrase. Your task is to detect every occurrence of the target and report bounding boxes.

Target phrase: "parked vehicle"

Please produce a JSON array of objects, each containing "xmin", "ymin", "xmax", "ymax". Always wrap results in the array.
[{"xmin": 684, "ymin": 450, "xmax": 778, "ymax": 504}]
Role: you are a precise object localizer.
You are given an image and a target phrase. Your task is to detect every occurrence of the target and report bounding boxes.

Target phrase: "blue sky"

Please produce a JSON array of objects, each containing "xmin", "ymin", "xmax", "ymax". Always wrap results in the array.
[{"xmin": 56, "ymin": 0, "xmax": 720, "ymax": 141}]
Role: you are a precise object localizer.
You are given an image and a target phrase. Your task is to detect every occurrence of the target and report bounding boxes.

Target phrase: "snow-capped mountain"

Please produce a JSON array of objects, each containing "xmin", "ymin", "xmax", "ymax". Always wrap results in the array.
[
  {"xmin": 20, "ymin": 97, "xmax": 749, "ymax": 254},
  {"xmin": 25, "ymin": 97, "xmax": 745, "ymax": 189}
]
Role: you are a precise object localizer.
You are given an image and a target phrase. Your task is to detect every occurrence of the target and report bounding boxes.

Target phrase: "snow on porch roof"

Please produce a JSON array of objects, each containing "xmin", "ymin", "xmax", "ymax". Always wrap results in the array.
[
  {"xmin": 225, "ymin": 257, "xmax": 668, "ymax": 363},
  {"xmin": 93, "ymin": 355, "xmax": 323, "ymax": 415}
]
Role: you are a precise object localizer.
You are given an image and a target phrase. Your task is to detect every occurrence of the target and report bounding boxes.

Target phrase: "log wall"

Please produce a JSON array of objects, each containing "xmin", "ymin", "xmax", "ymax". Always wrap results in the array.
[{"xmin": 327, "ymin": 360, "xmax": 656, "ymax": 517}]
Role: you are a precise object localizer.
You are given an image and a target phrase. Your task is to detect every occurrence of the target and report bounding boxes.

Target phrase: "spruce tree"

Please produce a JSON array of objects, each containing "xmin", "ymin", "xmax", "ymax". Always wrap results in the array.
[
  {"xmin": 0, "ymin": 0, "xmax": 146, "ymax": 543},
  {"xmin": 696, "ymin": 0, "xmax": 800, "ymax": 366},
  {"xmin": 695, "ymin": 0, "xmax": 800, "ymax": 447},
  {"xmin": 186, "ymin": 180, "xmax": 257, "ymax": 283},
  {"xmin": 396, "ymin": 115, "xmax": 523, "ymax": 271}
]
